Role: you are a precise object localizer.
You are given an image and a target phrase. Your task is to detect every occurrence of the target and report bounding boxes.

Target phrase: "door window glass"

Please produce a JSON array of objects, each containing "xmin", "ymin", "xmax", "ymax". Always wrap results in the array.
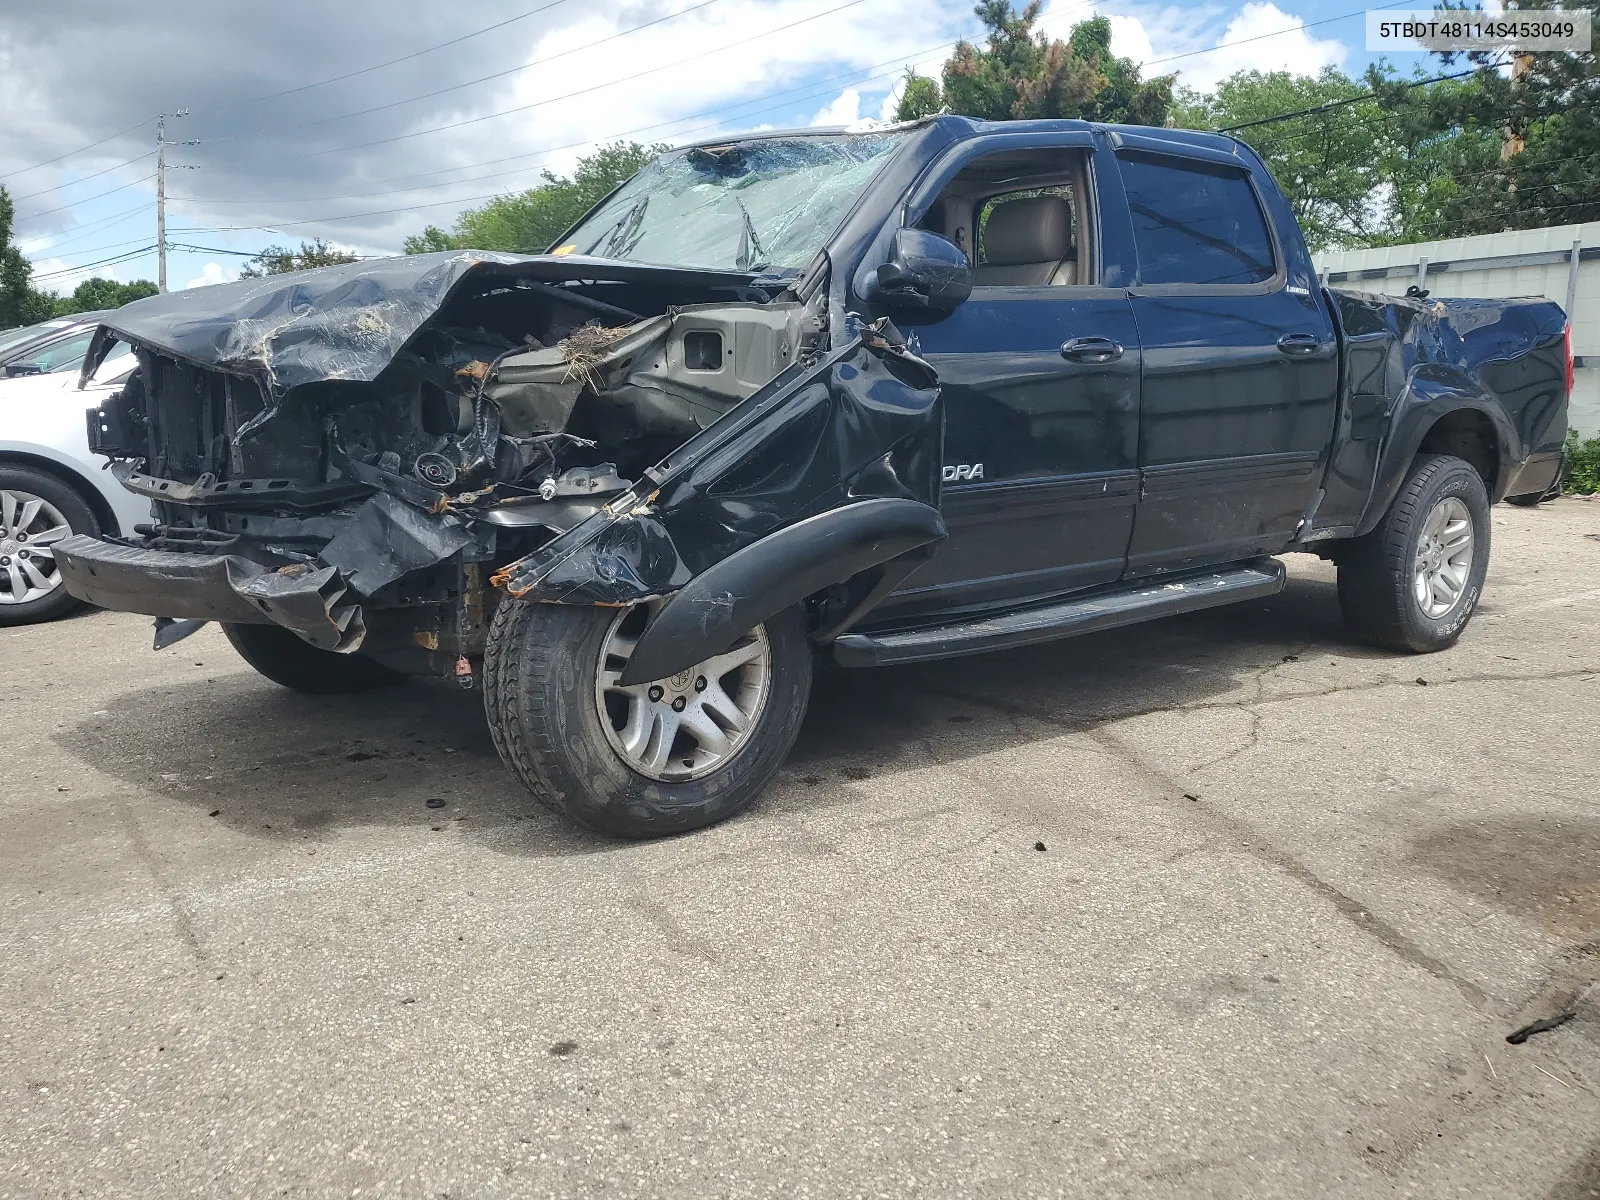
[
  {"xmin": 1117, "ymin": 154, "xmax": 1275, "ymax": 286},
  {"xmin": 918, "ymin": 148, "xmax": 1092, "ymax": 287},
  {"xmin": 11, "ymin": 330, "xmax": 96, "ymax": 375}
]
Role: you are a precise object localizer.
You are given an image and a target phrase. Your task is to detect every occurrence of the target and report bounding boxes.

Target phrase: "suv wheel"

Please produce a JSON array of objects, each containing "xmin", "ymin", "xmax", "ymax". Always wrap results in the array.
[
  {"xmin": 0, "ymin": 465, "xmax": 99, "ymax": 627},
  {"xmin": 1338, "ymin": 454, "xmax": 1491, "ymax": 652},
  {"xmin": 222, "ymin": 622, "xmax": 408, "ymax": 693},
  {"xmin": 483, "ymin": 598, "xmax": 813, "ymax": 838}
]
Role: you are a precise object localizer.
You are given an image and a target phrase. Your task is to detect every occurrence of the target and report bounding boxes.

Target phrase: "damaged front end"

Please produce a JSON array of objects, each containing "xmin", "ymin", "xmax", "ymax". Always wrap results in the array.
[{"xmin": 55, "ymin": 252, "xmax": 945, "ymax": 678}]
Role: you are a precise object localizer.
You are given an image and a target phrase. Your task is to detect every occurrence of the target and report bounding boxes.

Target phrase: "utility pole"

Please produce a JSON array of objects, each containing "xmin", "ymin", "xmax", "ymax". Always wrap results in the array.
[
  {"xmin": 155, "ymin": 110, "xmax": 192, "ymax": 294},
  {"xmin": 156, "ymin": 117, "xmax": 167, "ymax": 293}
]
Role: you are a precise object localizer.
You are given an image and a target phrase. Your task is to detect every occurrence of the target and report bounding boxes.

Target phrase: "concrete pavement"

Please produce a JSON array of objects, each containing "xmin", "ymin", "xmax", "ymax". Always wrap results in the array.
[{"xmin": 3, "ymin": 498, "xmax": 1598, "ymax": 1198}]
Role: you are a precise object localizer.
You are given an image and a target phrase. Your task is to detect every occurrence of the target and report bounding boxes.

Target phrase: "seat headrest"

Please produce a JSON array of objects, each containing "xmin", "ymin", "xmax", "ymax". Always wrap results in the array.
[{"xmin": 982, "ymin": 195, "xmax": 1072, "ymax": 267}]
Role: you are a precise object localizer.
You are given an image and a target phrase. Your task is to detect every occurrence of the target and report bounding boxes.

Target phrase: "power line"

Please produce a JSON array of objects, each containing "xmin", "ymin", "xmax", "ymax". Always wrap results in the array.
[
  {"xmin": 14, "ymin": 174, "xmax": 158, "ymax": 224},
  {"xmin": 27, "ymin": 203, "xmax": 155, "ymax": 255},
  {"xmin": 189, "ymin": 0, "xmax": 578, "ymax": 120},
  {"xmin": 164, "ymin": 0, "xmax": 1102, "ymax": 217},
  {"xmin": 170, "ymin": 49, "xmax": 948, "ymax": 209},
  {"xmin": 25, "ymin": 233, "xmax": 159, "ymax": 264},
  {"xmin": 0, "ymin": 120, "xmax": 154, "ymax": 182},
  {"xmin": 200, "ymin": 0, "xmax": 727, "ymax": 144},
  {"xmin": 8, "ymin": 152, "xmax": 155, "ymax": 205},
  {"xmin": 1217, "ymin": 67, "xmax": 1483, "ymax": 134},
  {"xmin": 205, "ymin": 0, "xmax": 879, "ymax": 168},
  {"xmin": 31, "ymin": 246, "xmax": 158, "ymax": 281},
  {"xmin": 1147, "ymin": 0, "xmax": 1411, "ymax": 68}
]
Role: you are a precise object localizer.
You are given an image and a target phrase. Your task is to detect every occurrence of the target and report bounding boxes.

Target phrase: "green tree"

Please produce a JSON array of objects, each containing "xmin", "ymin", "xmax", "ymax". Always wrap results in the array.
[
  {"xmin": 0, "ymin": 186, "xmax": 56, "ymax": 330},
  {"xmin": 404, "ymin": 141, "xmax": 666, "ymax": 255},
  {"xmin": 894, "ymin": 4, "xmax": 1173, "ymax": 126},
  {"xmin": 401, "ymin": 225, "xmax": 458, "ymax": 255},
  {"xmin": 1367, "ymin": 0, "xmax": 1600, "ymax": 240},
  {"xmin": 893, "ymin": 70, "xmax": 945, "ymax": 121},
  {"xmin": 50, "ymin": 276, "xmax": 158, "ymax": 315},
  {"xmin": 1176, "ymin": 68, "xmax": 1402, "ymax": 250},
  {"xmin": 240, "ymin": 238, "xmax": 359, "ymax": 277}
]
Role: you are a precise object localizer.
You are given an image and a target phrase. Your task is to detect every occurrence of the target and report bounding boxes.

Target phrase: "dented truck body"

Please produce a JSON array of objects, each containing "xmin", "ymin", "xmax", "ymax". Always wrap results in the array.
[
  {"xmin": 53, "ymin": 117, "xmax": 1571, "ymax": 837},
  {"xmin": 59, "ymin": 247, "xmax": 944, "ymax": 678}
]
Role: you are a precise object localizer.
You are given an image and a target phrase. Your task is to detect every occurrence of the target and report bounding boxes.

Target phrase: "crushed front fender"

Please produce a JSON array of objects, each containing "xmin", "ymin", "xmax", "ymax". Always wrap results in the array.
[{"xmin": 492, "ymin": 326, "xmax": 945, "ymax": 671}]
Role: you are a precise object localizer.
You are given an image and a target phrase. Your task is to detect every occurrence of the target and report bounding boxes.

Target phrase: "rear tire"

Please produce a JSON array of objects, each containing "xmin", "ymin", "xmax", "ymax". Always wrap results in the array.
[
  {"xmin": 222, "ymin": 622, "xmax": 408, "ymax": 693},
  {"xmin": 0, "ymin": 464, "xmax": 99, "ymax": 627},
  {"xmin": 1338, "ymin": 454, "xmax": 1490, "ymax": 653},
  {"xmin": 482, "ymin": 598, "xmax": 812, "ymax": 838}
]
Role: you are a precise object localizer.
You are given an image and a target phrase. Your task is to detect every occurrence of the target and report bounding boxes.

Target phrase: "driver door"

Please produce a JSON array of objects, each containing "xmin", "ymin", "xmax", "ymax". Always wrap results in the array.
[{"xmin": 871, "ymin": 135, "xmax": 1142, "ymax": 620}]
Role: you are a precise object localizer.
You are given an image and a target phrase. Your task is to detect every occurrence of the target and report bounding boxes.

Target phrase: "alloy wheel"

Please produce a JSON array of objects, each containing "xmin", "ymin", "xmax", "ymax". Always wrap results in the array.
[
  {"xmin": 594, "ymin": 603, "xmax": 774, "ymax": 781},
  {"xmin": 0, "ymin": 490, "xmax": 72, "ymax": 606},
  {"xmin": 1412, "ymin": 495, "xmax": 1474, "ymax": 619}
]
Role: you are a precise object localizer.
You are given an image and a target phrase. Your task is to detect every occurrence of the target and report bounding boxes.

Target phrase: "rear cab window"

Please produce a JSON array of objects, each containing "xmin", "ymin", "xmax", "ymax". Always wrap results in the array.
[{"xmin": 1116, "ymin": 153, "xmax": 1276, "ymax": 286}]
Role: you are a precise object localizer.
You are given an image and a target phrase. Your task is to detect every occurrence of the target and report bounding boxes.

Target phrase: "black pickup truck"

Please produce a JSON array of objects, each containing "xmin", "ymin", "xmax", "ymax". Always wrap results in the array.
[{"xmin": 56, "ymin": 116, "xmax": 1571, "ymax": 837}]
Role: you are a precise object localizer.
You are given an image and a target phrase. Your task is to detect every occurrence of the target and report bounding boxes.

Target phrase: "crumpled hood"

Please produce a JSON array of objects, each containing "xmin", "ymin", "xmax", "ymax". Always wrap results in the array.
[{"xmin": 89, "ymin": 249, "xmax": 766, "ymax": 395}]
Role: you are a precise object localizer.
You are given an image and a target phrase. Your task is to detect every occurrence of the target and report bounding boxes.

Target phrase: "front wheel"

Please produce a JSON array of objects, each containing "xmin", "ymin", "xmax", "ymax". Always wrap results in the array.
[
  {"xmin": 1337, "ymin": 454, "xmax": 1491, "ymax": 653},
  {"xmin": 482, "ymin": 599, "xmax": 813, "ymax": 838}
]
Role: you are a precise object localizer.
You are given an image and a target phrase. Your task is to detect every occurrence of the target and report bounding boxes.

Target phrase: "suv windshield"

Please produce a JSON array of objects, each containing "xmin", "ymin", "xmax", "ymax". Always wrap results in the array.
[{"xmin": 557, "ymin": 132, "xmax": 908, "ymax": 273}]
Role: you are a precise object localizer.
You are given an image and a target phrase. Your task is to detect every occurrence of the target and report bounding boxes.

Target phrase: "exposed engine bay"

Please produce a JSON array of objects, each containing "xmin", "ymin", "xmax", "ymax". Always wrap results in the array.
[{"xmin": 65, "ymin": 252, "xmax": 944, "ymax": 680}]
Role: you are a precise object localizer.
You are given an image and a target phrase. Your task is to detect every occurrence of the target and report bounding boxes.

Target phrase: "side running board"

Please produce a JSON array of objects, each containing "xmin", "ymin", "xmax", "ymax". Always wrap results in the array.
[{"xmin": 831, "ymin": 558, "xmax": 1287, "ymax": 668}]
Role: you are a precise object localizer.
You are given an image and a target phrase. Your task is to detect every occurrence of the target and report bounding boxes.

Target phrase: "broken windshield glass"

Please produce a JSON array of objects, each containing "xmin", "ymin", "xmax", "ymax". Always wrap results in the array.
[{"xmin": 558, "ymin": 133, "xmax": 908, "ymax": 273}]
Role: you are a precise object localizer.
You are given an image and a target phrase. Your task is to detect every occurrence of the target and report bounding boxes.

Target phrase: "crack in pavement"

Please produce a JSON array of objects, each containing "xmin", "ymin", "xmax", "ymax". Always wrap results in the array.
[
  {"xmin": 913, "ymin": 681, "xmax": 1493, "ymax": 1013},
  {"xmin": 116, "ymin": 802, "xmax": 209, "ymax": 968}
]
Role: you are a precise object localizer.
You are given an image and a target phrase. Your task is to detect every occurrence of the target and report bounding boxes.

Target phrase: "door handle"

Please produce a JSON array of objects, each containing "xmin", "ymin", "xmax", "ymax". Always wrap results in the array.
[
  {"xmin": 1061, "ymin": 336, "xmax": 1124, "ymax": 363},
  {"xmin": 1277, "ymin": 332, "xmax": 1323, "ymax": 356}
]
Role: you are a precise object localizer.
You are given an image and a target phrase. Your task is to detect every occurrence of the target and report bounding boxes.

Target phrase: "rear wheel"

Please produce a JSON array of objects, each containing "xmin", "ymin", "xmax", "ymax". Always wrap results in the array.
[
  {"xmin": 0, "ymin": 465, "xmax": 98, "ymax": 627},
  {"xmin": 483, "ymin": 598, "xmax": 812, "ymax": 838},
  {"xmin": 1338, "ymin": 454, "xmax": 1490, "ymax": 652},
  {"xmin": 222, "ymin": 622, "xmax": 408, "ymax": 693}
]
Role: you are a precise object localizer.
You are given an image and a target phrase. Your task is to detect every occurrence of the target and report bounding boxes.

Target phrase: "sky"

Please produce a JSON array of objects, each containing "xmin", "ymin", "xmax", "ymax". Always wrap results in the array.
[{"xmin": 0, "ymin": 0, "xmax": 1438, "ymax": 299}]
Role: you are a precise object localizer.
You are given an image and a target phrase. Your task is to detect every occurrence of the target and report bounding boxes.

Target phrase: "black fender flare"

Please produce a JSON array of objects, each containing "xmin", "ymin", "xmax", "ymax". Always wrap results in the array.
[
  {"xmin": 1357, "ymin": 379, "xmax": 1519, "ymax": 536},
  {"xmin": 618, "ymin": 497, "xmax": 946, "ymax": 685}
]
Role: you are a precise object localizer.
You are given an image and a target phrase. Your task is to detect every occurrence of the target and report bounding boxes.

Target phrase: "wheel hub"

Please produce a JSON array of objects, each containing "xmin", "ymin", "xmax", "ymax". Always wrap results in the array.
[
  {"xmin": 1412, "ymin": 496, "xmax": 1474, "ymax": 620},
  {"xmin": 594, "ymin": 604, "xmax": 774, "ymax": 782},
  {"xmin": 0, "ymin": 489, "xmax": 71, "ymax": 606}
]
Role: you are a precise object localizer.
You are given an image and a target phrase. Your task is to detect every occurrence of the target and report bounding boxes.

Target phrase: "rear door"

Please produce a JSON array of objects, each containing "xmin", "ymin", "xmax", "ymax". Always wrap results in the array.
[{"xmin": 1117, "ymin": 139, "xmax": 1338, "ymax": 575}]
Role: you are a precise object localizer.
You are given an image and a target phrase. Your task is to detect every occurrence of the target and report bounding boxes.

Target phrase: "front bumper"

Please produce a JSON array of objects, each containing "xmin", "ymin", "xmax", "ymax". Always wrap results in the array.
[{"xmin": 53, "ymin": 535, "xmax": 366, "ymax": 652}]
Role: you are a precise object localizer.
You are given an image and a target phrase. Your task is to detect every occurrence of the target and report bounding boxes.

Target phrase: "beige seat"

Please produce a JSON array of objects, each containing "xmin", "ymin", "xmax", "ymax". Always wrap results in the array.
[{"xmin": 974, "ymin": 195, "xmax": 1076, "ymax": 286}]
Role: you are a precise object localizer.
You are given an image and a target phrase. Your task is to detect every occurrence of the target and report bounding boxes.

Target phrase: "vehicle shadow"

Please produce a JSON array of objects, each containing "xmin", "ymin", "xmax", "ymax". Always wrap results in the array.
[{"xmin": 54, "ymin": 566, "xmax": 1383, "ymax": 857}]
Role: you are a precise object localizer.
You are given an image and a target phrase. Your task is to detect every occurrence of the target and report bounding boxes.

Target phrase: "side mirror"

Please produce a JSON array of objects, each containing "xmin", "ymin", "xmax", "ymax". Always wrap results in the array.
[
  {"xmin": 5, "ymin": 362, "xmax": 43, "ymax": 378},
  {"xmin": 874, "ymin": 228, "xmax": 972, "ymax": 312}
]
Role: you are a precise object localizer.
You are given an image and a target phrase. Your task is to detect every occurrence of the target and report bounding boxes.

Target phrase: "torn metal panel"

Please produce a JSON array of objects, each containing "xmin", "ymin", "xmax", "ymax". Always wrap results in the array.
[
  {"xmin": 494, "ymin": 327, "xmax": 944, "ymax": 639},
  {"xmin": 485, "ymin": 302, "xmax": 817, "ymax": 439},
  {"xmin": 319, "ymin": 491, "xmax": 476, "ymax": 596},
  {"xmin": 52, "ymin": 535, "xmax": 366, "ymax": 652}
]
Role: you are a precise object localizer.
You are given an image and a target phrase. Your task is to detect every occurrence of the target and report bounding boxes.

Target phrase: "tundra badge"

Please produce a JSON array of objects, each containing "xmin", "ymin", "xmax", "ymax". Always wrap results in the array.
[{"xmin": 942, "ymin": 463, "xmax": 984, "ymax": 482}]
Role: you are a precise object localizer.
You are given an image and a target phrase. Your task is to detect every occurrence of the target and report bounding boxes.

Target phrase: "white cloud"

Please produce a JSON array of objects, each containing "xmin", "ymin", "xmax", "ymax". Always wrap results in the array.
[
  {"xmin": 1107, "ymin": 14, "xmax": 1155, "ymax": 67},
  {"xmin": 493, "ymin": 0, "xmax": 962, "ymax": 184},
  {"xmin": 1114, "ymin": 2, "xmax": 1348, "ymax": 91},
  {"xmin": 184, "ymin": 262, "xmax": 238, "ymax": 290},
  {"xmin": 810, "ymin": 87, "xmax": 863, "ymax": 127}
]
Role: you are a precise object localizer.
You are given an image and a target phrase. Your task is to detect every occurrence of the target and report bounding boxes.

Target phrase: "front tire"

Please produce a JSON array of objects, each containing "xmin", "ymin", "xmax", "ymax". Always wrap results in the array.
[
  {"xmin": 482, "ymin": 599, "xmax": 813, "ymax": 838},
  {"xmin": 222, "ymin": 622, "xmax": 408, "ymax": 693},
  {"xmin": 0, "ymin": 464, "xmax": 99, "ymax": 627},
  {"xmin": 1338, "ymin": 454, "xmax": 1491, "ymax": 653}
]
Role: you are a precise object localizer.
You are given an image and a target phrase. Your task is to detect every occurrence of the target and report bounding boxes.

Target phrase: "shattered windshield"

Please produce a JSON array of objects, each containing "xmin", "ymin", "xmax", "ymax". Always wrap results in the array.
[{"xmin": 556, "ymin": 133, "xmax": 908, "ymax": 274}]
